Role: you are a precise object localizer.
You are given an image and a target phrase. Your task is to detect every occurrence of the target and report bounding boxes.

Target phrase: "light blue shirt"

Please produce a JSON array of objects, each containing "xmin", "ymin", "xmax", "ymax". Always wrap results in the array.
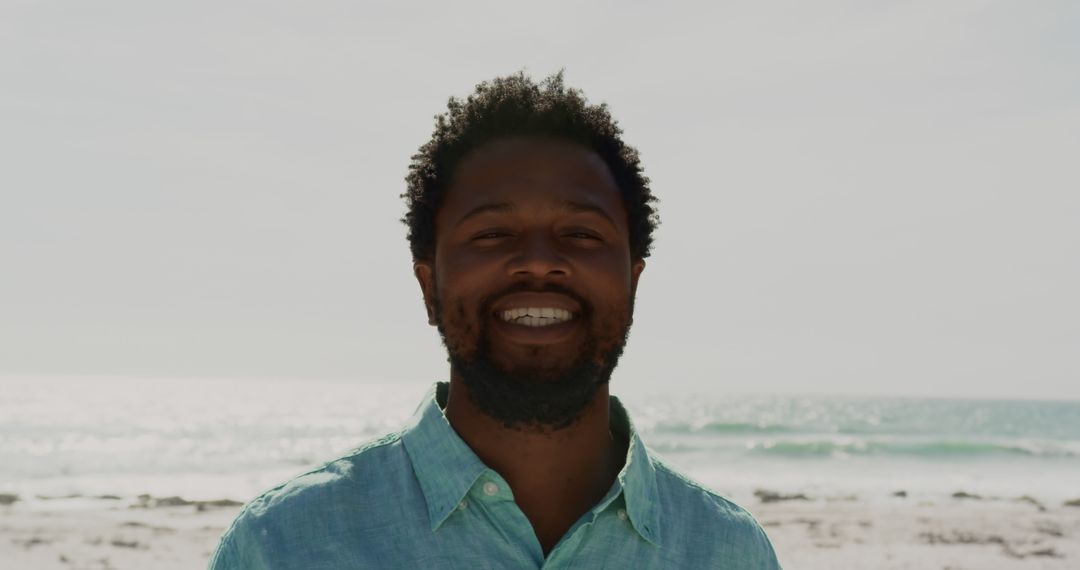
[{"xmin": 210, "ymin": 383, "xmax": 781, "ymax": 569}]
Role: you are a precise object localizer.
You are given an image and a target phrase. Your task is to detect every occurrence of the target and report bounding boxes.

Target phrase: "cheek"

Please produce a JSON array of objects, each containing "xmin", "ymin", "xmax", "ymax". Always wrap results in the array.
[
  {"xmin": 436, "ymin": 296, "xmax": 480, "ymax": 359},
  {"xmin": 435, "ymin": 253, "xmax": 500, "ymax": 326},
  {"xmin": 582, "ymin": 264, "xmax": 635, "ymax": 308},
  {"xmin": 435, "ymin": 279, "xmax": 485, "ymax": 350},
  {"xmin": 585, "ymin": 273, "xmax": 635, "ymax": 336},
  {"xmin": 591, "ymin": 295, "xmax": 632, "ymax": 333},
  {"xmin": 438, "ymin": 290, "xmax": 477, "ymax": 327}
]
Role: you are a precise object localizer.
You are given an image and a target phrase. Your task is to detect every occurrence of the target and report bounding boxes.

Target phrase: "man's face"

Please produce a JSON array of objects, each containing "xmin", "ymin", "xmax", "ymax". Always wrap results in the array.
[{"xmin": 414, "ymin": 137, "xmax": 645, "ymax": 430}]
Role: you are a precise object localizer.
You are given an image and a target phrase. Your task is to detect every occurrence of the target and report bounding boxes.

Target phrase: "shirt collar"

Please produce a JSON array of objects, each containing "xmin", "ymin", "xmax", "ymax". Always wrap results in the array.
[
  {"xmin": 401, "ymin": 382, "xmax": 662, "ymax": 545},
  {"xmin": 609, "ymin": 394, "xmax": 662, "ymax": 546},
  {"xmin": 401, "ymin": 383, "xmax": 489, "ymax": 530}
]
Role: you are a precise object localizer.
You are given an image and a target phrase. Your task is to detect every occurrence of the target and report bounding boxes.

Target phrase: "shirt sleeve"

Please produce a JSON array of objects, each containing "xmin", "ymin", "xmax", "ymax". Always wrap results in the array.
[
  {"xmin": 208, "ymin": 511, "xmax": 262, "ymax": 570},
  {"xmin": 208, "ymin": 527, "xmax": 239, "ymax": 570},
  {"xmin": 753, "ymin": 521, "xmax": 784, "ymax": 569}
]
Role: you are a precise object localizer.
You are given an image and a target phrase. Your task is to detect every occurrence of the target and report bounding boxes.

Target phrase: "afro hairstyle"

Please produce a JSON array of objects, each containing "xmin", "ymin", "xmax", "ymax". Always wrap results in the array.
[{"xmin": 401, "ymin": 71, "xmax": 659, "ymax": 262}]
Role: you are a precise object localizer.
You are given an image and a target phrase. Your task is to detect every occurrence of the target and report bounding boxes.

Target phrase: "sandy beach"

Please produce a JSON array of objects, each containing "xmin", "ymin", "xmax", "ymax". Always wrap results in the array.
[
  {"xmin": 2, "ymin": 492, "xmax": 1078, "ymax": 569},
  {"xmin": 757, "ymin": 494, "xmax": 1080, "ymax": 569},
  {"xmin": 0, "ymin": 495, "xmax": 238, "ymax": 570}
]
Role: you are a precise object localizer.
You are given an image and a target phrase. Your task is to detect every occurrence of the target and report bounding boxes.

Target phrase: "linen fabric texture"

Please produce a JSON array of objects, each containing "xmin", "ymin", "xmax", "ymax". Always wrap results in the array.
[{"xmin": 210, "ymin": 383, "xmax": 782, "ymax": 569}]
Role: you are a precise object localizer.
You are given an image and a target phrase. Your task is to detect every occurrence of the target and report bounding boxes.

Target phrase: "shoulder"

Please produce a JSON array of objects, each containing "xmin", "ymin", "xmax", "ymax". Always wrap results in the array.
[
  {"xmin": 244, "ymin": 432, "xmax": 409, "ymax": 517},
  {"xmin": 238, "ymin": 432, "xmax": 409, "ymax": 520},
  {"xmin": 651, "ymin": 457, "xmax": 756, "ymax": 525},
  {"xmin": 651, "ymin": 457, "xmax": 782, "ymax": 569},
  {"xmin": 210, "ymin": 432, "xmax": 417, "ymax": 569}
]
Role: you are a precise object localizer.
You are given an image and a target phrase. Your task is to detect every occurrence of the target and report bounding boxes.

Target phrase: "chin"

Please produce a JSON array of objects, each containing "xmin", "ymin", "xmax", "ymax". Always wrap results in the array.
[
  {"xmin": 491, "ymin": 354, "xmax": 583, "ymax": 381},
  {"xmin": 449, "ymin": 342, "xmax": 611, "ymax": 430}
]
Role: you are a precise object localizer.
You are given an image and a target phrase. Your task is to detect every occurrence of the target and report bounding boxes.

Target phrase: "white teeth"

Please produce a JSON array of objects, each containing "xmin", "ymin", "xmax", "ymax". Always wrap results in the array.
[{"xmin": 499, "ymin": 307, "xmax": 574, "ymax": 326}]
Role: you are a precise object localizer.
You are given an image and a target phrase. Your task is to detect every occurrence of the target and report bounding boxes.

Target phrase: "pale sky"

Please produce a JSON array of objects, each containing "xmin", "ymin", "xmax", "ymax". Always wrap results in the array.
[{"xmin": 2, "ymin": 0, "xmax": 1077, "ymax": 399}]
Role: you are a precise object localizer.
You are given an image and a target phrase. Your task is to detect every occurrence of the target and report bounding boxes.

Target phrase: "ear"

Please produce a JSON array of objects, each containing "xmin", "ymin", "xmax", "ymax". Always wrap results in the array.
[
  {"xmin": 627, "ymin": 259, "xmax": 646, "ymax": 325},
  {"xmin": 413, "ymin": 261, "xmax": 437, "ymax": 326},
  {"xmin": 630, "ymin": 259, "xmax": 646, "ymax": 294}
]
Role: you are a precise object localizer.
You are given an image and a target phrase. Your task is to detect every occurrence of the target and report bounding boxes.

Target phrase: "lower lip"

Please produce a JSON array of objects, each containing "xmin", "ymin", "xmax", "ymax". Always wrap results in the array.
[{"xmin": 490, "ymin": 315, "xmax": 581, "ymax": 345}]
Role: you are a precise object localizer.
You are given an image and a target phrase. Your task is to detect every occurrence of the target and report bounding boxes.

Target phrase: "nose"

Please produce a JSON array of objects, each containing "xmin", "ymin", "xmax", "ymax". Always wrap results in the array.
[{"xmin": 507, "ymin": 232, "xmax": 570, "ymax": 279}]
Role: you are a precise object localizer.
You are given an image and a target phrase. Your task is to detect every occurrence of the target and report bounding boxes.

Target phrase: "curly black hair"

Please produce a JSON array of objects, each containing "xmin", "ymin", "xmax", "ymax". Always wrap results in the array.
[{"xmin": 402, "ymin": 71, "xmax": 659, "ymax": 262}]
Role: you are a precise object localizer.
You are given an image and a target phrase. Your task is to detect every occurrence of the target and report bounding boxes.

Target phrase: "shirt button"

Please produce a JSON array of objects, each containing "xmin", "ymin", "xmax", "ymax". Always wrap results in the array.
[
  {"xmin": 458, "ymin": 499, "xmax": 468, "ymax": 510},
  {"xmin": 617, "ymin": 509, "xmax": 628, "ymax": 521},
  {"xmin": 482, "ymin": 481, "xmax": 499, "ymax": 496}
]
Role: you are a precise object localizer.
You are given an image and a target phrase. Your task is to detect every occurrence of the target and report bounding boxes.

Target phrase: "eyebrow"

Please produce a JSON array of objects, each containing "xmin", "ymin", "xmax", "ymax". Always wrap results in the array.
[
  {"xmin": 454, "ymin": 203, "xmax": 515, "ymax": 226},
  {"xmin": 454, "ymin": 200, "xmax": 619, "ymax": 228},
  {"xmin": 558, "ymin": 200, "xmax": 619, "ymax": 227}
]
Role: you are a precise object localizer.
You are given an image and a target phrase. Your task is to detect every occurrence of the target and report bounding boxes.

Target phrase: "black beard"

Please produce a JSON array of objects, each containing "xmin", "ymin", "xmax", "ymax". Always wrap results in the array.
[{"xmin": 434, "ymin": 284, "xmax": 632, "ymax": 431}]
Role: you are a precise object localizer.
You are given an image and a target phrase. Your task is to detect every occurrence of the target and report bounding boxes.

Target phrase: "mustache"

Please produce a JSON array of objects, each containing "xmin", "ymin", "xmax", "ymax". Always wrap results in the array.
[{"xmin": 479, "ymin": 282, "xmax": 592, "ymax": 318}]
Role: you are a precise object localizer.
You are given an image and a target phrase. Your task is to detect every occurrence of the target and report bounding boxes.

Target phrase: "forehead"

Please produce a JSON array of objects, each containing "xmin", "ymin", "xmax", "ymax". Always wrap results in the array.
[{"xmin": 438, "ymin": 137, "xmax": 625, "ymax": 223}]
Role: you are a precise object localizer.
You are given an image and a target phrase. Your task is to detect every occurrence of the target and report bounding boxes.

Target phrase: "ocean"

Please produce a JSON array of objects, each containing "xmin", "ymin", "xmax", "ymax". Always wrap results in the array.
[{"xmin": 3, "ymin": 376, "xmax": 1079, "ymax": 509}]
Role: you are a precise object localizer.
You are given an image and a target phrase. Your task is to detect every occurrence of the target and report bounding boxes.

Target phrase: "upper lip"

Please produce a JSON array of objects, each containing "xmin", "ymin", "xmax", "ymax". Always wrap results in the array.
[{"xmin": 491, "ymin": 292, "xmax": 582, "ymax": 316}]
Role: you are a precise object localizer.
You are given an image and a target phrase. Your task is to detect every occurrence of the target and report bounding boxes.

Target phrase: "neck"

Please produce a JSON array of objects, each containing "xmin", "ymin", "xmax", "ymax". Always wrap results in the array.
[{"xmin": 444, "ymin": 374, "xmax": 627, "ymax": 555}]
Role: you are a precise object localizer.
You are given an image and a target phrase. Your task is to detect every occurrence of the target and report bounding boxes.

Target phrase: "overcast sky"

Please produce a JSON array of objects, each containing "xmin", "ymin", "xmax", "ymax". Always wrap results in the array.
[{"xmin": 2, "ymin": 0, "xmax": 1077, "ymax": 399}]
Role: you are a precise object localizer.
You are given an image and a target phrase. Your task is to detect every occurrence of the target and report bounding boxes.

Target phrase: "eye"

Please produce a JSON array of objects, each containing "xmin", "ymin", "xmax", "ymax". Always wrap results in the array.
[
  {"xmin": 565, "ymin": 231, "xmax": 602, "ymax": 241},
  {"xmin": 472, "ymin": 231, "xmax": 511, "ymax": 241}
]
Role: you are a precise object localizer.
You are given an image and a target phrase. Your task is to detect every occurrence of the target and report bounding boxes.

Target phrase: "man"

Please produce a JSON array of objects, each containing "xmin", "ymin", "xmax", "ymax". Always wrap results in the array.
[{"xmin": 210, "ymin": 72, "xmax": 781, "ymax": 569}]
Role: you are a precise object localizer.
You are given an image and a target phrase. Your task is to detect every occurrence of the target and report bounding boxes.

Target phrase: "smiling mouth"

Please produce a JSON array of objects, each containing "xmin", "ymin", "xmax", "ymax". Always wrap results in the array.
[{"xmin": 498, "ymin": 307, "xmax": 576, "ymax": 327}]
